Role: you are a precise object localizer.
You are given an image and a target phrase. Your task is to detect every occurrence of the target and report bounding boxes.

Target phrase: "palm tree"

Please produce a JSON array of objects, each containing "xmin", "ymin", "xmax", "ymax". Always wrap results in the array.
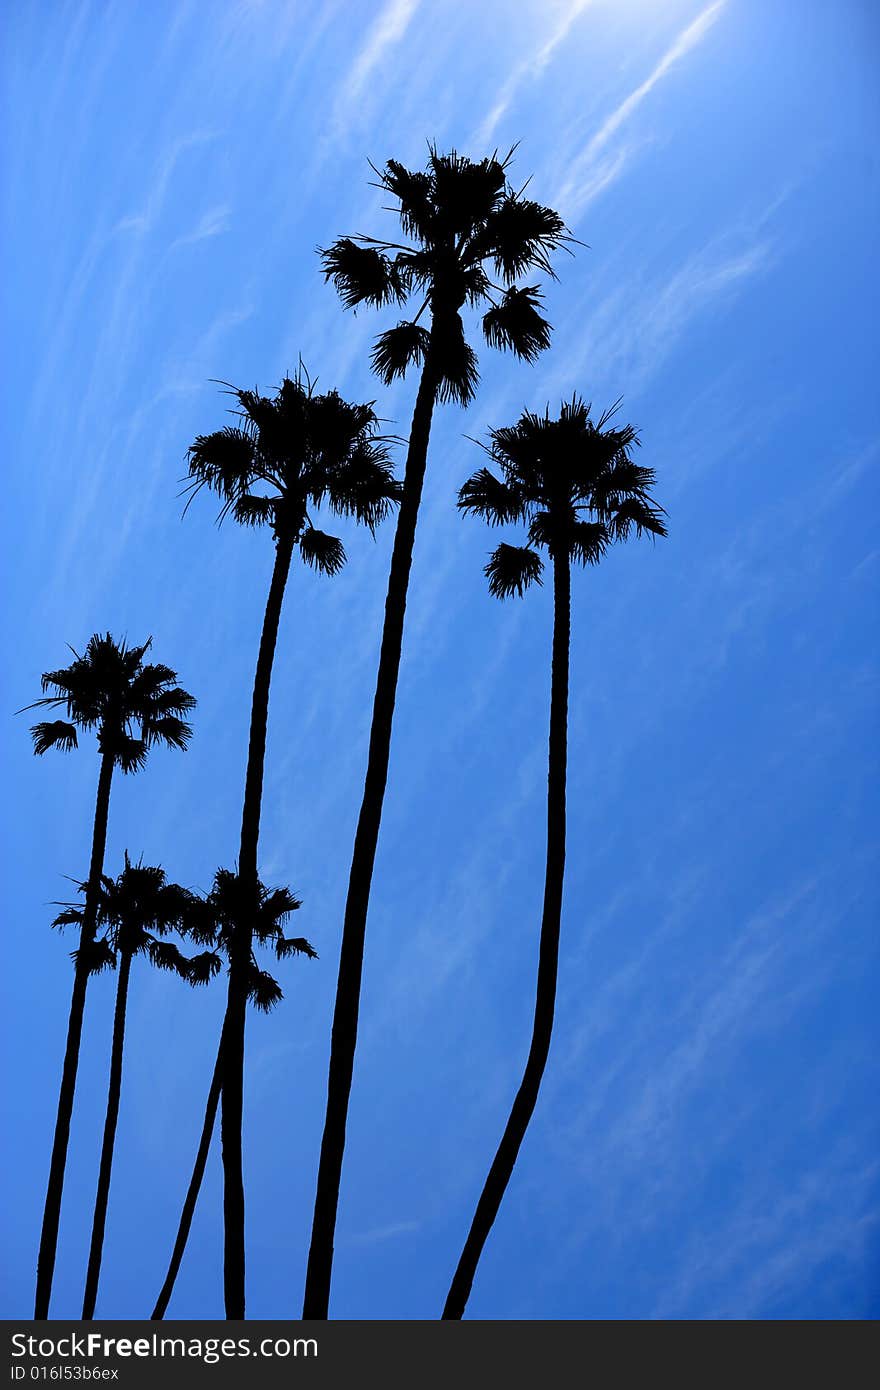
[
  {"xmin": 443, "ymin": 398, "xmax": 666, "ymax": 1318},
  {"xmin": 151, "ymin": 867, "xmax": 316, "ymax": 1320},
  {"xmin": 53, "ymin": 855, "xmax": 203, "ymax": 1318},
  {"xmin": 305, "ymin": 145, "xmax": 570, "ymax": 1317},
  {"xmin": 24, "ymin": 633, "xmax": 195, "ymax": 1319},
  {"xmin": 183, "ymin": 372, "xmax": 396, "ymax": 1317}
]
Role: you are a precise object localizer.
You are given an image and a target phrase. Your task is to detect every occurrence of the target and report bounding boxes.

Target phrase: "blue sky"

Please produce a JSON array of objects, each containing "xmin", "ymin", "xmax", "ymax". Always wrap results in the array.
[{"xmin": 2, "ymin": 0, "xmax": 878, "ymax": 1320}]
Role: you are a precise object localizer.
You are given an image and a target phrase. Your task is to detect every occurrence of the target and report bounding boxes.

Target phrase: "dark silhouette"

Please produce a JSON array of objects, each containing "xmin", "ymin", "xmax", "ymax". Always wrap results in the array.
[
  {"xmin": 24, "ymin": 634, "xmax": 195, "ymax": 1319},
  {"xmin": 151, "ymin": 868, "xmax": 316, "ymax": 1320},
  {"xmin": 181, "ymin": 373, "xmax": 396, "ymax": 1317},
  {"xmin": 443, "ymin": 399, "xmax": 666, "ymax": 1318},
  {"xmin": 53, "ymin": 855, "xmax": 204, "ymax": 1318},
  {"xmin": 305, "ymin": 145, "xmax": 570, "ymax": 1318}
]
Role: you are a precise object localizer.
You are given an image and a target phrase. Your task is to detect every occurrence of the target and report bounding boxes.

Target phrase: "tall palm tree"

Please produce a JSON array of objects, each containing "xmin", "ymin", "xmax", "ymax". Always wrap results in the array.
[
  {"xmin": 443, "ymin": 398, "xmax": 666, "ymax": 1318},
  {"xmin": 151, "ymin": 867, "xmax": 316, "ymax": 1320},
  {"xmin": 305, "ymin": 145, "xmax": 570, "ymax": 1317},
  {"xmin": 53, "ymin": 855, "xmax": 203, "ymax": 1318},
  {"xmin": 24, "ymin": 633, "xmax": 195, "ymax": 1319},
  {"xmin": 184, "ymin": 372, "xmax": 397, "ymax": 1317}
]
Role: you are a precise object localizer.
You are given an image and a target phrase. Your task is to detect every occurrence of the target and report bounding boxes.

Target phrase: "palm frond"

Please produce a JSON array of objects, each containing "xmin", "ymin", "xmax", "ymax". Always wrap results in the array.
[
  {"xmin": 433, "ymin": 313, "xmax": 479, "ymax": 406},
  {"xmin": 72, "ymin": 937, "xmax": 117, "ymax": 976},
  {"xmin": 609, "ymin": 496, "xmax": 669, "ymax": 541},
  {"xmin": 113, "ymin": 736, "xmax": 149, "ymax": 774},
  {"xmin": 586, "ymin": 457, "xmax": 655, "ymax": 511},
  {"xmin": 51, "ymin": 906, "xmax": 84, "ymax": 931},
  {"xmin": 261, "ymin": 885, "xmax": 302, "ymax": 922},
  {"xmin": 232, "ymin": 494, "xmax": 276, "ymax": 528},
  {"xmin": 253, "ymin": 886, "xmax": 302, "ymax": 945},
  {"xmin": 299, "ymin": 527, "xmax": 346, "ymax": 576},
  {"xmin": 370, "ymin": 321, "xmax": 431, "ymax": 385},
  {"xmin": 276, "ymin": 936, "xmax": 319, "ymax": 960},
  {"xmin": 482, "ymin": 285, "xmax": 551, "ymax": 363},
  {"xmin": 324, "ymin": 448, "xmax": 402, "ymax": 533},
  {"xmin": 247, "ymin": 966, "xmax": 284, "ymax": 1013},
  {"xmin": 186, "ymin": 950, "xmax": 224, "ymax": 986},
  {"xmin": 462, "ymin": 263, "xmax": 492, "ymax": 307},
  {"xmin": 147, "ymin": 939, "xmax": 191, "ymax": 977},
  {"xmin": 457, "ymin": 468, "xmax": 526, "ymax": 525},
  {"xmin": 143, "ymin": 715, "xmax": 193, "ymax": 753},
  {"xmin": 140, "ymin": 685, "xmax": 197, "ymax": 719},
  {"xmin": 127, "ymin": 664, "xmax": 178, "ymax": 702},
  {"xmin": 30, "ymin": 720, "xmax": 78, "ymax": 755},
  {"xmin": 320, "ymin": 237, "xmax": 406, "ymax": 309},
  {"xmin": 485, "ymin": 543, "xmax": 544, "ymax": 599},
  {"xmin": 379, "ymin": 159, "xmax": 434, "ymax": 240},
  {"xmin": 486, "ymin": 409, "xmax": 562, "ymax": 493},
  {"xmin": 569, "ymin": 520, "xmax": 610, "ymax": 566},
  {"xmin": 525, "ymin": 510, "xmax": 558, "ymax": 551},
  {"xmin": 429, "ymin": 148, "xmax": 508, "ymax": 237},
  {"xmin": 478, "ymin": 196, "xmax": 569, "ymax": 281},
  {"xmin": 117, "ymin": 635, "xmax": 153, "ymax": 668},
  {"xmin": 154, "ymin": 883, "xmax": 203, "ymax": 934},
  {"xmin": 39, "ymin": 667, "xmax": 82, "ymax": 697},
  {"xmin": 186, "ymin": 427, "xmax": 256, "ymax": 503}
]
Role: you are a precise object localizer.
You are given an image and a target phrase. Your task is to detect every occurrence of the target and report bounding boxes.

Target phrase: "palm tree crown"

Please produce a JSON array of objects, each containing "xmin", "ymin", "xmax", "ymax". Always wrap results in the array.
[
  {"xmin": 184, "ymin": 371, "xmax": 400, "ymax": 575},
  {"xmin": 321, "ymin": 146, "xmax": 572, "ymax": 403},
  {"xmin": 54, "ymin": 855, "xmax": 202, "ymax": 979},
  {"xmin": 458, "ymin": 396, "xmax": 668, "ymax": 593},
  {"xmin": 184, "ymin": 867, "xmax": 317, "ymax": 1012},
  {"xmin": 26, "ymin": 633, "xmax": 195, "ymax": 771}
]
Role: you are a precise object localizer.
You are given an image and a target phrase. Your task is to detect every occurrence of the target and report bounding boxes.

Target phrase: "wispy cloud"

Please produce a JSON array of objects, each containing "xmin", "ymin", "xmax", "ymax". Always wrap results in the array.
[
  {"xmin": 171, "ymin": 203, "xmax": 232, "ymax": 250},
  {"xmin": 335, "ymin": 0, "xmax": 420, "ymax": 128},
  {"xmin": 562, "ymin": 143, "xmax": 634, "ymax": 218},
  {"xmin": 653, "ymin": 1151, "xmax": 880, "ymax": 1319},
  {"xmin": 589, "ymin": 1, "xmax": 724, "ymax": 161},
  {"xmin": 556, "ymin": 1, "xmax": 726, "ymax": 218},
  {"xmin": 473, "ymin": 0, "xmax": 594, "ymax": 147},
  {"xmin": 114, "ymin": 129, "xmax": 219, "ymax": 237},
  {"xmin": 347, "ymin": 1219, "xmax": 421, "ymax": 1246},
  {"xmin": 546, "ymin": 228, "xmax": 774, "ymax": 400}
]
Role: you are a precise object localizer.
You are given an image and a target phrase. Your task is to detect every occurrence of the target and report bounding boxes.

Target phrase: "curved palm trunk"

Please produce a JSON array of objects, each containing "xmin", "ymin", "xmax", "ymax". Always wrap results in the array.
[
  {"xmin": 82, "ymin": 947, "xmax": 133, "ymax": 1318},
  {"xmin": 35, "ymin": 750, "xmax": 114, "ymax": 1319},
  {"xmin": 151, "ymin": 1039, "xmax": 223, "ymax": 1319},
  {"xmin": 222, "ymin": 529, "xmax": 295, "ymax": 1318},
  {"xmin": 303, "ymin": 358, "xmax": 438, "ymax": 1319},
  {"xmin": 442, "ymin": 552, "xmax": 570, "ymax": 1320}
]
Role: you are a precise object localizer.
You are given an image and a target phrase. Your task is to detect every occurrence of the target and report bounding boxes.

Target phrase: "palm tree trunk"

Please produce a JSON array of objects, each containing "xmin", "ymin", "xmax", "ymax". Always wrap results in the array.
[
  {"xmin": 35, "ymin": 749, "xmax": 115, "ymax": 1319},
  {"xmin": 82, "ymin": 947, "xmax": 133, "ymax": 1318},
  {"xmin": 303, "ymin": 357, "xmax": 438, "ymax": 1319},
  {"xmin": 151, "ymin": 1037, "xmax": 223, "ymax": 1319},
  {"xmin": 222, "ymin": 529, "xmax": 295, "ymax": 1318},
  {"xmin": 442, "ymin": 551, "xmax": 570, "ymax": 1320}
]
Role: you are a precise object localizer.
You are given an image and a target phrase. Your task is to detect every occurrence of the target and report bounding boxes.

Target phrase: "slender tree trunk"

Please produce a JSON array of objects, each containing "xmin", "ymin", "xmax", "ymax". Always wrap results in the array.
[
  {"xmin": 442, "ymin": 551, "xmax": 571, "ymax": 1320},
  {"xmin": 35, "ymin": 750, "xmax": 115, "ymax": 1320},
  {"xmin": 303, "ymin": 357, "xmax": 438, "ymax": 1319},
  {"xmin": 82, "ymin": 947, "xmax": 133, "ymax": 1318},
  {"xmin": 222, "ymin": 530, "xmax": 295, "ymax": 1318},
  {"xmin": 151, "ymin": 1037, "xmax": 223, "ymax": 1320}
]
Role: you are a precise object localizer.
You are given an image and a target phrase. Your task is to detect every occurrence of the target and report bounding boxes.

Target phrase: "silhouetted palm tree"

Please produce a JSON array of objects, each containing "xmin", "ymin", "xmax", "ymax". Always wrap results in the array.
[
  {"xmin": 151, "ymin": 867, "xmax": 316, "ymax": 1320},
  {"xmin": 306, "ymin": 146, "xmax": 570, "ymax": 1317},
  {"xmin": 183, "ymin": 372, "xmax": 395, "ymax": 1316},
  {"xmin": 53, "ymin": 855, "xmax": 202, "ymax": 1318},
  {"xmin": 443, "ymin": 398, "xmax": 666, "ymax": 1317},
  {"xmin": 24, "ymin": 634, "xmax": 195, "ymax": 1319}
]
